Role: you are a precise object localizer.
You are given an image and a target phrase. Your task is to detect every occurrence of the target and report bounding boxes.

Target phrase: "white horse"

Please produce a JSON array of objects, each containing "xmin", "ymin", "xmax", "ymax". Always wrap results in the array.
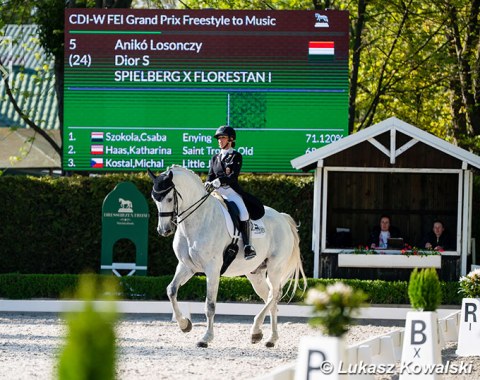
[{"xmin": 148, "ymin": 166, "xmax": 306, "ymax": 348}]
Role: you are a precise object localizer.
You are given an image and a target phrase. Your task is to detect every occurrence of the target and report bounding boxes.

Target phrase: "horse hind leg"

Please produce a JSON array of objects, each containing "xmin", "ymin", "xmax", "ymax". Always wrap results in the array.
[
  {"xmin": 265, "ymin": 291, "xmax": 281, "ymax": 348},
  {"xmin": 168, "ymin": 263, "xmax": 194, "ymax": 333},
  {"xmin": 246, "ymin": 269, "xmax": 280, "ymax": 347},
  {"xmin": 252, "ymin": 284, "xmax": 282, "ymax": 348}
]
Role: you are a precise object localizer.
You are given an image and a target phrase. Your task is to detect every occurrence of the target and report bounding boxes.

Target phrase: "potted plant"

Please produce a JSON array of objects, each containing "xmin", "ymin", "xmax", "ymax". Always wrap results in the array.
[
  {"xmin": 306, "ymin": 282, "xmax": 368, "ymax": 337},
  {"xmin": 295, "ymin": 282, "xmax": 368, "ymax": 379},
  {"xmin": 456, "ymin": 268, "xmax": 480, "ymax": 356},
  {"xmin": 408, "ymin": 267, "xmax": 442, "ymax": 312},
  {"xmin": 400, "ymin": 268, "xmax": 442, "ymax": 379}
]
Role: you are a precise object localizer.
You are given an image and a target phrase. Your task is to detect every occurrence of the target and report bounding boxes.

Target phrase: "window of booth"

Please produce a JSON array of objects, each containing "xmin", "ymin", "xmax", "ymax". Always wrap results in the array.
[{"xmin": 325, "ymin": 171, "xmax": 458, "ymax": 251}]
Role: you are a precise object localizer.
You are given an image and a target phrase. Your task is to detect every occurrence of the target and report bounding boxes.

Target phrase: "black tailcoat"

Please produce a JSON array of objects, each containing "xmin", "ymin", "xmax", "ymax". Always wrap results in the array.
[{"xmin": 207, "ymin": 150, "xmax": 264, "ymax": 220}]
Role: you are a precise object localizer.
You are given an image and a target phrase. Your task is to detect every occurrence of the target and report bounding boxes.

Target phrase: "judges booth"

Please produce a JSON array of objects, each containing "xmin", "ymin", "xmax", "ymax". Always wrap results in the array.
[{"xmin": 291, "ymin": 117, "xmax": 480, "ymax": 280}]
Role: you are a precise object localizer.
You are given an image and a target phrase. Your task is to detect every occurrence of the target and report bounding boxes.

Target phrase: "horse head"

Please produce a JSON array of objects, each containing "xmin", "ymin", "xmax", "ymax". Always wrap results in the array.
[
  {"xmin": 148, "ymin": 168, "xmax": 178, "ymax": 237},
  {"xmin": 148, "ymin": 166, "xmax": 211, "ymax": 237}
]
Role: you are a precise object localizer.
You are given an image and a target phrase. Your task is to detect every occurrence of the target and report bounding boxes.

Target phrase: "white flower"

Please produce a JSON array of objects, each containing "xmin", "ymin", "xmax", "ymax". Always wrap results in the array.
[
  {"xmin": 305, "ymin": 288, "xmax": 330, "ymax": 305},
  {"xmin": 459, "ymin": 268, "xmax": 480, "ymax": 298},
  {"xmin": 461, "ymin": 269, "xmax": 480, "ymax": 283},
  {"xmin": 326, "ymin": 282, "xmax": 353, "ymax": 297},
  {"xmin": 468, "ymin": 269, "xmax": 480, "ymax": 279}
]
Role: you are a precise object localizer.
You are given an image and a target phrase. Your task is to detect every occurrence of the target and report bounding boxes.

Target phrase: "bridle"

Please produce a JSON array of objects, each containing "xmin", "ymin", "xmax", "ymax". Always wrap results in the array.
[{"xmin": 152, "ymin": 182, "xmax": 212, "ymax": 227}]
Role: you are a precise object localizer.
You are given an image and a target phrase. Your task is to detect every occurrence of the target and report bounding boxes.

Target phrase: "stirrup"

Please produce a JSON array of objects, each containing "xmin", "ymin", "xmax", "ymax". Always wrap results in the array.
[{"xmin": 244, "ymin": 245, "xmax": 256, "ymax": 260}]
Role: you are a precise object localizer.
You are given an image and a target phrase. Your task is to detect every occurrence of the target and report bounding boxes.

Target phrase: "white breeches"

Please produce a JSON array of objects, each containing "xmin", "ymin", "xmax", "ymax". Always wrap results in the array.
[{"xmin": 217, "ymin": 186, "xmax": 249, "ymax": 221}]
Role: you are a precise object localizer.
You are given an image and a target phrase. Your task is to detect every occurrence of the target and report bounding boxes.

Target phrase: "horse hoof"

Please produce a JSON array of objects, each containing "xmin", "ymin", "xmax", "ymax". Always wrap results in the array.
[
  {"xmin": 181, "ymin": 319, "xmax": 192, "ymax": 333},
  {"xmin": 196, "ymin": 341, "xmax": 208, "ymax": 348},
  {"xmin": 265, "ymin": 341, "xmax": 275, "ymax": 348},
  {"xmin": 251, "ymin": 332, "xmax": 263, "ymax": 344}
]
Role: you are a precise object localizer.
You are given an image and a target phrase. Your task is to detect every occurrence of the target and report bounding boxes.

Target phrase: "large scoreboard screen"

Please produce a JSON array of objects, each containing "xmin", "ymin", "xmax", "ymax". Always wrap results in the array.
[{"xmin": 63, "ymin": 9, "xmax": 349, "ymax": 172}]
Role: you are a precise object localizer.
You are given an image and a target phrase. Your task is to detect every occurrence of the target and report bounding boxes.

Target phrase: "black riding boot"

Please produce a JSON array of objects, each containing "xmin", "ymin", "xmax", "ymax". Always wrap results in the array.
[{"xmin": 240, "ymin": 220, "xmax": 256, "ymax": 260}]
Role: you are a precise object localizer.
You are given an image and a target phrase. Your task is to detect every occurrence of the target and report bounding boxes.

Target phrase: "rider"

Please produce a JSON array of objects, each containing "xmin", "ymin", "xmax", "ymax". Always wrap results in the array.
[{"xmin": 205, "ymin": 125, "xmax": 256, "ymax": 260}]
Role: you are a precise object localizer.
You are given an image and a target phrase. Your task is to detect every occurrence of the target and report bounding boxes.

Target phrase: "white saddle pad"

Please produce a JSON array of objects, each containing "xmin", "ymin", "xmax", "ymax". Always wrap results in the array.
[
  {"xmin": 219, "ymin": 205, "xmax": 266, "ymax": 239},
  {"xmin": 251, "ymin": 219, "xmax": 266, "ymax": 238}
]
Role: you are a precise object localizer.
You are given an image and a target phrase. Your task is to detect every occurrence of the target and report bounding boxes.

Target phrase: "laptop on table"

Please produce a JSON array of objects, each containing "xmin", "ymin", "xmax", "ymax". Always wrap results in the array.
[{"xmin": 387, "ymin": 238, "xmax": 404, "ymax": 249}]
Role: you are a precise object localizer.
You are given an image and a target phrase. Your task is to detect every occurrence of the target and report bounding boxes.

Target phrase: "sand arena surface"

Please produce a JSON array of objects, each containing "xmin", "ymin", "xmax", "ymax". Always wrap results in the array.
[{"xmin": 0, "ymin": 313, "xmax": 478, "ymax": 380}]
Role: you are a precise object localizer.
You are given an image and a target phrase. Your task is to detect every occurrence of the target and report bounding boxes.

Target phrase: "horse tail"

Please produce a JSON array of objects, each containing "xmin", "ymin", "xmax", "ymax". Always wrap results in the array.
[{"xmin": 280, "ymin": 213, "xmax": 307, "ymax": 301}]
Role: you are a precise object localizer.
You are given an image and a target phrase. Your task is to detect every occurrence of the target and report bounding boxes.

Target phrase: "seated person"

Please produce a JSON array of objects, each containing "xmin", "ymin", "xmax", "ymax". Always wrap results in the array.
[
  {"xmin": 368, "ymin": 215, "xmax": 401, "ymax": 249},
  {"xmin": 422, "ymin": 220, "xmax": 455, "ymax": 251}
]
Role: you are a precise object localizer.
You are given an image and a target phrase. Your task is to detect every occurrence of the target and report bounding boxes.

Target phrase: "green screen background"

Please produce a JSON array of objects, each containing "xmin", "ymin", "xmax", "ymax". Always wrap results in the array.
[{"xmin": 63, "ymin": 10, "xmax": 349, "ymax": 173}]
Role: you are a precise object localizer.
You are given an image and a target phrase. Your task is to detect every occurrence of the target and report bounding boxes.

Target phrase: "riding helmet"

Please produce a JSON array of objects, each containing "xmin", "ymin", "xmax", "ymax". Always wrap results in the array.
[{"xmin": 214, "ymin": 125, "xmax": 236, "ymax": 140}]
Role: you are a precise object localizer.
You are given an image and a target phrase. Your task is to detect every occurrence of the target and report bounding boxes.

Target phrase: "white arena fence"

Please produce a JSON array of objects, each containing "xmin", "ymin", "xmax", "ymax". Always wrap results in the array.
[
  {"xmin": 256, "ymin": 310, "xmax": 461, "ymax": 380},
  {"xmin": 0, "ymin": 299, "xmax": 461, "ymax": 380}
]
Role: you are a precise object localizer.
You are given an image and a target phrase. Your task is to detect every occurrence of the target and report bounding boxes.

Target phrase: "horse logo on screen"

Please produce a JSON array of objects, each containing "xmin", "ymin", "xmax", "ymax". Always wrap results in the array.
[
  {"xmin": 315, "ymin": 13, "xmax": 329, "ymax": 28},
  {"xmin": 118, "ymin": 198, "xmax": 133, "ymax": 213}
]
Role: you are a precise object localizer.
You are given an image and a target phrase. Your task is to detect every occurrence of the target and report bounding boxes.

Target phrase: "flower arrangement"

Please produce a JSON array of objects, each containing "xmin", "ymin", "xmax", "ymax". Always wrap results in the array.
[
  {"xmin": 459, "ymin": 268, "xmax": 480, "ymax": 298},
  {"xmin": 401, "ymin": 244, "xmax": 441, "ymax": 257},
  {"xmin": 352, "ymin": 246, "xmax": 378, "ymax": 255},
  {"xmin": 305, "ymin": 282, "xmax": 368, "ymax": 337}
]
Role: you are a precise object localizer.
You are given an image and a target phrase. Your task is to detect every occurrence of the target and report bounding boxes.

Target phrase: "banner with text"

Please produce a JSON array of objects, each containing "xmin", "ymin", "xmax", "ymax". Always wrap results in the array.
[{"xmin": 64, "ymin": 9, "xmax": 349, "ymax": 172}]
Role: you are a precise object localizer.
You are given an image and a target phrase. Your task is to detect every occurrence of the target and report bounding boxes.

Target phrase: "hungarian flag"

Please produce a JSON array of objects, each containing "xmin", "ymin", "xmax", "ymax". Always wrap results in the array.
[
  {"xmin": 309, "ymin": 41, "xmax": 334, "ymax": 55},
  {"xmin": 91, "ymin": 158, "xmax": 103, "ymax": 168},
  {"xmin": 91, "ymin": 132, "xmax": 104, "ymax": 142},
  {"xmin": 91, "ymin": 145, "xmax": 104, "ymax": 155}
]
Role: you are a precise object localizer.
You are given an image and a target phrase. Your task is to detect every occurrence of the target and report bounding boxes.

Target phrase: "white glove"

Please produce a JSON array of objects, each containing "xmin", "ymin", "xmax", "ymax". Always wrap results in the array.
[
  {"xmin": 204, "ymin": 181, "xmax": 213, "ymax": 192},
  {"xmin": 212, "ymin": 178, "xmax": 221, "ymax": 189}
]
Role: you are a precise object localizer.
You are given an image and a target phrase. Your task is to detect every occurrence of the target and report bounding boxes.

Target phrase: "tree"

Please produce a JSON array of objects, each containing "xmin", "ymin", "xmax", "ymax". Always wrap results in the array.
[
  {"xmin": 1, "ymin": 2, "xmax": 62, "ymax": 155},
  {"xmin": 436, "ymin": 0, "xmax": 480, "ymax": 152},
  {"xmin": 0, "ymin": 0, "xmax": 134, "ymax": 165}
]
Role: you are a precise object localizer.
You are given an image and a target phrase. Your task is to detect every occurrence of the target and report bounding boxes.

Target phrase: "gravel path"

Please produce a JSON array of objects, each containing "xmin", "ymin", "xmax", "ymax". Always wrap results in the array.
[{"xmin": 0, "ymin": 313, "xmax": 477, "ymax": 380}]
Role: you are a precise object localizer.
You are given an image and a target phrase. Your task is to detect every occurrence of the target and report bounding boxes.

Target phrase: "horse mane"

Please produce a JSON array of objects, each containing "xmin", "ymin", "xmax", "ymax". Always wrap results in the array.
[
  {"xmin": 168, "ymin": 165, "xmax": 206, "ymax": 194},
  {"xmin": 168, "ymin": 165, "xmax": 203, "ymax": 184}
]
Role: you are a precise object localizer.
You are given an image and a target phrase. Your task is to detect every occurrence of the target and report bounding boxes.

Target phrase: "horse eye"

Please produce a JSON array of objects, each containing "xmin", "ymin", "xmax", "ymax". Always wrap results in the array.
[{"xmin": 167, "ymin": 197, "xmax": 173, "ymax": 203}]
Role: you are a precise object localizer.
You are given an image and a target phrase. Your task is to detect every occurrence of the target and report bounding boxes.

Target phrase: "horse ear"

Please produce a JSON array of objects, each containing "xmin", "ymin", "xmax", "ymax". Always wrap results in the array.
[
  {"xmin": 167, "ymin": 170, "xmax": 173, "ymax": 180},
  {"xmin": 147, "ymin": 168, "xmax": 156, "ymax": 181}
]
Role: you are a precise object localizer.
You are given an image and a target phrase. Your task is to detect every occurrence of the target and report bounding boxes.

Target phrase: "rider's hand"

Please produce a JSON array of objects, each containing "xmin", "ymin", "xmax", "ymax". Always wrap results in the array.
[
  {"xmin": 204, "ymin": 181, "xmax": 214, "ymax": 192},
  {"xmin": 212, "ymin": 178, "xmax": 221, "ymax": 189}
]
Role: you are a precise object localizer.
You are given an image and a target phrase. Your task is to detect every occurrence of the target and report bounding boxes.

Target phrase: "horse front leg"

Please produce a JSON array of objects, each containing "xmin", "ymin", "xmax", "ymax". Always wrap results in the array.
[
  {"xmin": 196, "ymin": 274, "xmax": 220, "ymax": 348},
  {"xmin": 168, "ymin": 262, "xmax": 194, "ymax": 333}
]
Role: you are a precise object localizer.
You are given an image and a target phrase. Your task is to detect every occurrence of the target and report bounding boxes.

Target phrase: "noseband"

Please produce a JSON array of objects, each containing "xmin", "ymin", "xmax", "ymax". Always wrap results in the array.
[
  {"xmin": 152, "ymin": 184, "xmax": 182, "ymax": 225},
  {"xmin": 152, "ymin": 182, "xmax": 211, "ymax": 226}
]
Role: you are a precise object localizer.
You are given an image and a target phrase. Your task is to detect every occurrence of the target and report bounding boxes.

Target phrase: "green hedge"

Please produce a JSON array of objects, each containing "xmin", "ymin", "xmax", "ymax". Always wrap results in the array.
[
  {"xmin": 0, "ymin": 173, "xmax": 314, "ymax": 276},
  {"xmin": 2, "ymin": 172, "xmax": 480, "ymax": 280},
  {"xmin": 0, "ymin": 274, "xmax": 463, "ymax": 305}
]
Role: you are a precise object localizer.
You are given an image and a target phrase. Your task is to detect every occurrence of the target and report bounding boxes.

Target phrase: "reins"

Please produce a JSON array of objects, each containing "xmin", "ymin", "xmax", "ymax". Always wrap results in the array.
[{"xmin": 153, "ymin": 184, "xmax": 212, "ymax": 226}]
